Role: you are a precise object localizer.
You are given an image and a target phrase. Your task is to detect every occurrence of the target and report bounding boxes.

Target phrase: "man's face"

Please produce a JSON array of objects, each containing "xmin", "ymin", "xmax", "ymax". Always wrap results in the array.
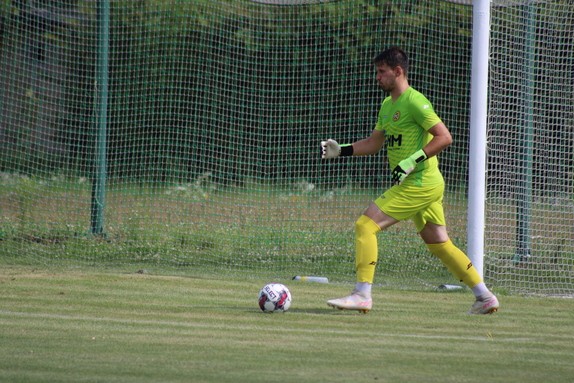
[{"xmin": 375, "ymin": 63, "xmax": 398, "ymax": 92}]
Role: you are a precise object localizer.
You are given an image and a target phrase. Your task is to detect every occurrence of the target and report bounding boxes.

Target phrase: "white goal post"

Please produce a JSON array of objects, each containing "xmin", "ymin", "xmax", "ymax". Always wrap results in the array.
[{"xmin": 467, "ymin": 0, "xmax": 492, "ymax": 279}]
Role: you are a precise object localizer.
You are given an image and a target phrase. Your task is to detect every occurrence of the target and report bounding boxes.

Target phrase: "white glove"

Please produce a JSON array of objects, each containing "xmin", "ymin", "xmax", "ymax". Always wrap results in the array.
[{"xmin": 320, "ymin": 139, "xmax": 341, "ymax": 159}]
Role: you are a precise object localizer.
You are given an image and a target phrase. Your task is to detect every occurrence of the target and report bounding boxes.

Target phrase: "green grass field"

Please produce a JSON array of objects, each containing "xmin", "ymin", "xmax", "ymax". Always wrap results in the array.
[{"xmin": 1, "ymin": 266, "xmax": 573, "ymax": 383}]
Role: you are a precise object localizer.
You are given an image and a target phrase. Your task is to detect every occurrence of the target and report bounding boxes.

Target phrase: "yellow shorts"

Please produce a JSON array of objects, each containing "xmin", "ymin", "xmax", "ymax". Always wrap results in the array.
[{"xmin": 374, "ymin": 184, "xmax": 446, "ymax": 232}]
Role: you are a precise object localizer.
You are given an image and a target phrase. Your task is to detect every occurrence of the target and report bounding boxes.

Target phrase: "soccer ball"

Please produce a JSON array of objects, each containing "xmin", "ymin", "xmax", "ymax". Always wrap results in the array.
[{"xmin": 258, "ymin": 283, "xmax": 292, "ymax": 313}]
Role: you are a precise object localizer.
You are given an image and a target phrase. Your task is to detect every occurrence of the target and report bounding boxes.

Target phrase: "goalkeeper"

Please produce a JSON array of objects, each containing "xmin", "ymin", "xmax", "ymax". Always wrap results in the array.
[{"xmin": 321, "ymin": 47, "xmax": 499, "ymax": 314}]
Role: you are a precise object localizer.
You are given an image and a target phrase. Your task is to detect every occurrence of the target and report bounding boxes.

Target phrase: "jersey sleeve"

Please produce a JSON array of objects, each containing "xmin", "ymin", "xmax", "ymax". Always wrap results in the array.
[{"xmin": 410, "ymin": 94, "xmax": 442, "ymax": 130}]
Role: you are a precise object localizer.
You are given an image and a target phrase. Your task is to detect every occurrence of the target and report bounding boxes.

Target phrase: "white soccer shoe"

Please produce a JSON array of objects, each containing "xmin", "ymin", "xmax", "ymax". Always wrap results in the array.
[
  {"xmin": 467, "ymin": 293, "xmax": 500, "ymax": 314},
  {"xmin": 327, "ymin": 289, "xmax": 372, "ymax": 314}
]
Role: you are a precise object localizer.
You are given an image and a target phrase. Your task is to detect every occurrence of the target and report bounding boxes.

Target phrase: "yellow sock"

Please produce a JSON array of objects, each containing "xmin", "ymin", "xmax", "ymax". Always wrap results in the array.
[
  {"xmin": 355, "ymin": 215, "xmax": 381, "ymax": 283},
  {"xmin": 427, "ymin": 239, "xmax": 482, "ymax": 288}
]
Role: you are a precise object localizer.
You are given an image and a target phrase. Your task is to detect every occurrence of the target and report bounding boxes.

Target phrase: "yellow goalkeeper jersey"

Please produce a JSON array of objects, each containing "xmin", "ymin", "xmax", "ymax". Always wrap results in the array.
[{"xmin": 375, "ymin": 87, "xmax": 444, "ymax": 187}]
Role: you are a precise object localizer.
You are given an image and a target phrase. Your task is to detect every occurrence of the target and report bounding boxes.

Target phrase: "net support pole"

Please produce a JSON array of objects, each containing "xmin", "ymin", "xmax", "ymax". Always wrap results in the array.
[
  {"xmin": 467, "ymin": 0, "xmax": 491, "ymax": 279},
  {"xmin": 90, "ymin": 0, "xmax": 110, "ymax": 235},
  {"xmin": 514, "ymin": 1, "xmax": 536, "ymax": 264}
]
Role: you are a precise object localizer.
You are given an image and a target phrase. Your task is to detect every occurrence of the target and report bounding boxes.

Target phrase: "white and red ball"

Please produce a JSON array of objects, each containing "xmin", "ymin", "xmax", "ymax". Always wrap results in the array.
[{"xmin": 258, "ymin": 283, "xmax": 292, "ymax": 313}]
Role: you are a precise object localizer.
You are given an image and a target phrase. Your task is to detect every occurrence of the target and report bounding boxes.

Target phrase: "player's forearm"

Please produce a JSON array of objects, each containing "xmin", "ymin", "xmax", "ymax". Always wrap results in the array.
[
  {"xmin": 422, "ymin": 123, "xmax": 452, "ymax": 158},
  {"xmin": 349, "ymin": 138, "xmax": 381, "ymax": 156},
  {"xmin": 422, "ymin": 134, "xmax": 452, "ymax": 158},
  {"xmin": 320, "ymin": 130, "xmax": 384, "ymax": 159},
  {"xmin": 349, "ymin": 130, "xmax": 386, "ymax": 156}
]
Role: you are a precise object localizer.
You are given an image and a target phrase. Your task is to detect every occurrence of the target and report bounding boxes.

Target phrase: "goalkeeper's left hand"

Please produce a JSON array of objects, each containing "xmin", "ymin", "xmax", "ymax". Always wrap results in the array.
[{"xmin": 391, "ymin": 149, "xmax": 428, "ymax": 185}]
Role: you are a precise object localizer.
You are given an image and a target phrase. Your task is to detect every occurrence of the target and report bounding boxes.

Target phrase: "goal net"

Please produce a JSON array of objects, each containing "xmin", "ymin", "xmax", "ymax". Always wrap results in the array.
[
  {"xmin": 487, "ymin": 0, "xmax": 573, "ymax": 295},
  {"xmin": 0, "ymin": 0, "xmax": 572, "ymax": 295}
]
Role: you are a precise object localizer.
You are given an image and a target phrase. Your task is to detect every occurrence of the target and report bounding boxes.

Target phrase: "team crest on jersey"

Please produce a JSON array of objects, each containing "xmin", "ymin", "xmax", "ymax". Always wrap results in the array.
[{"xmin": 393, "ymin": 111, "xmax": 400, "ymax": 122}]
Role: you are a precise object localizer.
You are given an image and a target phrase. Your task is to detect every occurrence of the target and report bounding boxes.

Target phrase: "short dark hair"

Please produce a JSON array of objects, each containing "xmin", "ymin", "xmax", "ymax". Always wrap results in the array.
[{"xmin": 373, "ymin": 47, "xmax": 409, "ymax": 76}]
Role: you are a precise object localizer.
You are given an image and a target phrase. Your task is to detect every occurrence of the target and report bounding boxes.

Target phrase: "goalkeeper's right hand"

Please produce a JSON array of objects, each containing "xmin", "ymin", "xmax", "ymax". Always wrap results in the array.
[{"xmin": 321, "ymin": 139, "xmax": 341, "ymax": 159}]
